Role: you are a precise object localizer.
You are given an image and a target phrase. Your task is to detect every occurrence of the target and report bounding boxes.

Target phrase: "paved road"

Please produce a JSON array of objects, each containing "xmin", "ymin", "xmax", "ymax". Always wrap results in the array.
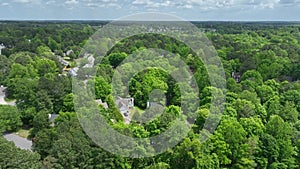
[
  {"xmin": 0, "ymin": 95, "xmax": 7, "ymax": 105},
  {"xmin": 0, "ymin": 86, "xmax": 16, "ymax": 106},
  {"xmin": 3, "ymin": 133, "xmax": 32, "ymax": 151},
  {"xmin": 0, "ymin": 86, "xmax": 7, "ymax": 105}
]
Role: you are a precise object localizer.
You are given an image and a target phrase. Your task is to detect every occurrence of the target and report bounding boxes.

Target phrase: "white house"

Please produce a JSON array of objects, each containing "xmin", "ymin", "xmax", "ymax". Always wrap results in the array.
[
  {"xmin": 68, "ymin": 67, "xmax": 79, "ymax": 77},
  {"xmin": 116, "ymin": 97, "xmax": 134, "ymax": 117},
  {"xmin": 0, "ymin": 44, "xmax": 5, "ymax": 55}
]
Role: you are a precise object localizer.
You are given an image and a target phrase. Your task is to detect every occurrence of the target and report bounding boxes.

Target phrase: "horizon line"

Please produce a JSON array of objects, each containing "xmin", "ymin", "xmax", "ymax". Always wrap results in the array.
[{"xmin": 1, "ymin": 19, "xmax": 300, "ymax": 22}]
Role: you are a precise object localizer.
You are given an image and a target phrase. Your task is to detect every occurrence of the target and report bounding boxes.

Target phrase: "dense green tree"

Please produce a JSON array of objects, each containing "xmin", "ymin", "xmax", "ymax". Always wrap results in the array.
[
  {"xmin": 35, "ymin": 90, "xmax": 53, "ymax": 112},
  {"xmin": 108, "ymin": 52, "xmax": 127, "ymax": 68},
  {"xmin": 169, "ymin": 137, "xmax": 202, "ymax": 169},
  {"xmin": 145, "ymin": 162, "xmax": 170, "ymax": 169},
  {"xmin": 33, "ymin": 128, "xmax": 57, "ymax": 158},
  {"xmin": 0, "ymin": 55, "xmax": 11, "ymax": 83},
  {"xmin": 62, "ymin": 93, "xmax": 75, "ymax": 112},
  {"xmin": 89, "ymin": 76, "xmax": 112, "ymax": 101},
  {"xmin": 232, "ymin": 99, "xmax": 256, "ymax": 119},
  {"xmin": 215, "ymin": 118, "xmax": 256, "ymax": 168},
  {"xmin": 7, "ymin": 77, "xmax": 38, "ymax": 110},
  {"xmin": 30, "ymin": 110, "xmax": 50, "ymax": 137},
  {"xmin": 227, "ymin": 77, "xmax": 242, "ymax": 93},
  {"xmin": 0, "ymin": 105, "xmax": 22, "ymax": 132},
  {"xmin": 48, "ymin": 37, "xmax": 60, "ymax": 51},
  {"xmin": 262, "ymin": 115, "xmax": 297, "ymax": 168},
  {"xmin": 280, "ymin": 90, "xmax": 300, "ymax": 112},
  {"xmin": 256, "ymin": 85, "xmax": 276, "ymax": 104},
  {"xmin": 33, "ymin": 58, "xmax": 58, "ymax": 77},
  {"xmin": 21, "ymin": 107, "xmax": 37, "ymax": 125},
  {"xmin": 130, "ymin": 68, "xmax": 169, "ymax": 109},
  {"xmin": 240, "ymin": 70, "xmax": 263, "ymax": 90},
  {"xmin": 0, "ymin": 137, "xmax": 41, "ymax": 168}
]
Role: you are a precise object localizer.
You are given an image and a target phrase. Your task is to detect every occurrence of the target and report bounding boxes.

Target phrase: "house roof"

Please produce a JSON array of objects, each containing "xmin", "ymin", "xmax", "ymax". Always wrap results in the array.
[
  {"xmin": 0, "ymin": 86, "xmax": 7, "ymax": 95},
  {"xmin": 48, "ymin": 114, "xmax": 59, "ymax": 123},
  {"xmin": 116, "ymin": 97, "xmax": 134, "ymax": 113},
  {"xmin": 95, "ymin": 99, "xmax": 109, "ymax": 109}
]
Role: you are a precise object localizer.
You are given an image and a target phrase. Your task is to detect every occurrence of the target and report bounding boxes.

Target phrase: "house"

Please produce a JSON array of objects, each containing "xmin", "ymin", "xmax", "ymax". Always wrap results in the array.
[
  {"xmin": 116, "ymin": 97, "xmax": 134, "ymax": 124},
  {"xmin": 0, "ymin": 44, "xmax": 5, "ymax": 55},
  {"xmin": 0, "ymin": 86, "xmax": 7, "ymax": 106},
  {"xmin": 48, "ymin": 114, "xmax": 59, "ymax": 127},
  {"xmin": 82, "ymin": 55, "xmax": 95, "ymax": 68},
  {"xmin": 0, "ymin": 85, "xmax": 6, "ymax": 95},
  {"xmin": 66, "ymin": 50, "xmax": 74, "ymax": 56},
  {"xmin": 96, "ymin": 99, "xmax": 109, "ymax": 109},
  {"xmin": 63, "ymin": 65, "xmax": 72, "ymax": 72},
  {"xmin": 57, "ymin": 55, "xmax": 79, "ymax": 77},
  {"xmin": 57, "ymin": 55, "xmax": 70, "ymax": 66},
  {"xmin": 116, "ymin": 96, "xmax": 134, "ymax": 115},
  {"xmin": 0, "ymin": 85, "xmax": 15, "ymax": 106},
  {"xmin": 68, "ymin": 67, "xmax": 79, "ymax": 77},
  {"xmin": 232, "ymin": 72, "xmax": 241, "ymax": 83}
]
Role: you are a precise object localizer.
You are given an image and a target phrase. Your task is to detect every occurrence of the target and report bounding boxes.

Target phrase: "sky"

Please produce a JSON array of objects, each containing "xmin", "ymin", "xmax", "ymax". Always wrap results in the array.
[{"xmin": 0, "ymin": 0, "xmax": 300, "ymax": 21}]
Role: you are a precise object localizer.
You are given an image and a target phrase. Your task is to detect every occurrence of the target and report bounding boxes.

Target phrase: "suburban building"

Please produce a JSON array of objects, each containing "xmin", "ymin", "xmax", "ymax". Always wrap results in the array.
[
  {"xmin": 116, "ymin": 96, "xmax": 134, "ymax": 117},
  {"xmin": 48, "ymin": 114, "xmax": 59, "ymax": 127},
  {"xmin": 68, "ymin": 67, "xmax": 79, "ymax": 77},
  {"xmin": 0, "ymin": 44, "xmax": 5, "ymax": 55},
  {"xmin": 96, "ymin": 99, "xmax": 109, "ymax": 109}
]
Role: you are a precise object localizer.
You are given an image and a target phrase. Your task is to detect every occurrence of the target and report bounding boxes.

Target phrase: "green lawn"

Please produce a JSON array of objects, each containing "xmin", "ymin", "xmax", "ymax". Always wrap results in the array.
[
  {"xmin": 15, "ymin": 129, "xmax": 30, "ymax": 139},
  {"xmin": 130, "ymin": 106, "xmax": 144, "ymax": 116}
]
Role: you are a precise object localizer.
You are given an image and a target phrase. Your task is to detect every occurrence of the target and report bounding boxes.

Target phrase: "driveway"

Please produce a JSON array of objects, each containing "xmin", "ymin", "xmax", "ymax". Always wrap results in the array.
[
  {"xmin": 0, "ymin": 86, "xmax": 7, "ymax": 105},
  {"xmin": 3, "ymin": 133, "xmax": 32, "ymax": 151},
  {"xmin": 0, "ymin": 95, "xmax": 7, "ymax": 105},
  {"xmin": 0, "ymin": 86, "xmax": 16, "ymax": 106}
]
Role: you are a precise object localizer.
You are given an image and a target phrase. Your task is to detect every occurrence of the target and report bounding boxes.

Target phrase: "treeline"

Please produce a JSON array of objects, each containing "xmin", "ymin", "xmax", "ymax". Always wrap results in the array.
[{"xmin": 0, "ymin": 21, "xmax": 96, "ymax": 57}]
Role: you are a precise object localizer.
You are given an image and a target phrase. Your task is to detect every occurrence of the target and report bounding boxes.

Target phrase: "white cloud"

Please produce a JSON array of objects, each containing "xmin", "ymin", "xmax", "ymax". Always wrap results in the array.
[
  {"xmin": 279, "ymin": 0, "xmax": 300, "ymax": 4},
  {"xmin": 65, "ymin": 0, "xmax": 79, "ymax": 5},
  {"xmin": 8, "ymin": 0, "xmax": 286, "ymax": 11},
  {"xmin": 132, "ymin": 0, "xmax": 158, "ymax": 7},
  {"xmin": 132, "ymin": 0, "xmax": 148, "ymax": 5},
  {"xmin": 1, "ymin": 2, "xmax": 9, "ymax": 6},
  {"xmin": 243, "ymin": 0, "xmax": 280, "ymax": 9},
  {"xmin": 13, "ymin": 0, "xmax": 39, "ymax": 3},
  {"xmin": 82, "ymin": 0, "xmax": 118, "ymax": 3},
  {"xmin": 130, "ymin": 0, "xmax": 282, "ymax": 10},
  {"xmin": 177, "ymin": 4, "xmax": 193, "ymax": 9},
  {"xmin": 0, "ymin": 0, "xmax": 300, "ymax": 20},
  {"xmin": 46, "ymin": 0, "xmax": 56, "ymax": 5},
  {"xmin": 82, "ymin": 0, "xmax": 120, "ymax": 8},
  {"xmin": 262, "ymin": 0, "xmax": 279, "ymax": 8},
  {"xmin": 131, "ymin": 0, "xmax": 236, "ymax": 9}
]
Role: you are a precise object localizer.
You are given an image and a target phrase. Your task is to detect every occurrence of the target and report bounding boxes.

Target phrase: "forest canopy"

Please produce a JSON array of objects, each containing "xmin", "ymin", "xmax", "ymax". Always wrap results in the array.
[{"xmin": 0, "ymin": 21, "xmax": 299, "ymax": 168}]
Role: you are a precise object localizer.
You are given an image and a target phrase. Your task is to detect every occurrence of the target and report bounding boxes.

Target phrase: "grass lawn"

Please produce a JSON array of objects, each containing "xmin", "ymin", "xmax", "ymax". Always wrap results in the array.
[
  {"xmin": 15, "ymin": 129, "xmax": 30, "ymax": 139},
  {"xmin": 128, "ymin": 106, "xmax": 147, "ymax": 123},
  {"xmin": 130, "ymin": 106, "xmax": 144, "ymax": 117}
]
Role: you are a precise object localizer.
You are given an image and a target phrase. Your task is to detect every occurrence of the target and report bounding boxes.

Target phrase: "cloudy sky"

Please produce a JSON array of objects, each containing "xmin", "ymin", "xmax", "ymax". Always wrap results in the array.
[{"xmin": 0, "ymin": 0, "xmax": 300, "ymax": 21}]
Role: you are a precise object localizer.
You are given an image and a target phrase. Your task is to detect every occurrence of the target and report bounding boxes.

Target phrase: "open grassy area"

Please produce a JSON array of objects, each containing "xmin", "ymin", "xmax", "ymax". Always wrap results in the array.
[
  {"xmin": 15, "ymin": 129, "xmax": 30, "ymax": 139},
  {"xmin": 130, "ymin": 106, "xmax": 144, "ymax": 117}
]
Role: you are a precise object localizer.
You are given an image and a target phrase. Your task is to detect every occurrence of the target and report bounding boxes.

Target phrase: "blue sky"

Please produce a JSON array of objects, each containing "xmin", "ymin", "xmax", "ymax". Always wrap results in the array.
[{"xmin": 0, "ymin": 0, "xmax": 300, "ymax": 21}]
